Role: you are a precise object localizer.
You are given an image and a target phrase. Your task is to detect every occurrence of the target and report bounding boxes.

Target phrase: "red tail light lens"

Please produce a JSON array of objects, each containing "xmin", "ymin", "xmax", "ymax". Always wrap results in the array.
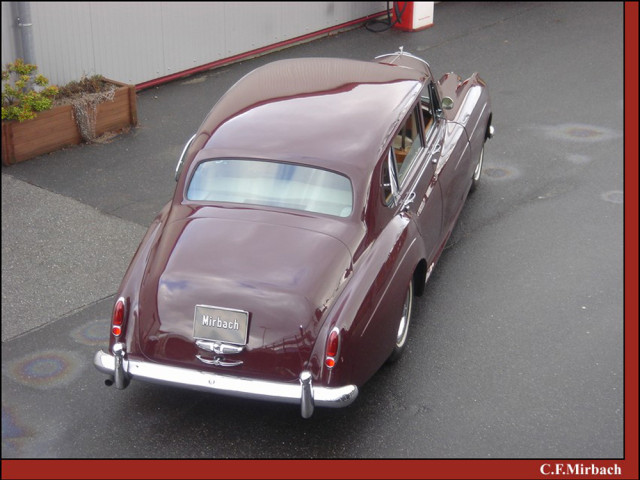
[
  {"xmin": 112, "ymin": 298, "xmax": 125, "ymax": 337},
  {"xmin": 325, "ymin": 328, "xmax": 340, "ymax": 369}
]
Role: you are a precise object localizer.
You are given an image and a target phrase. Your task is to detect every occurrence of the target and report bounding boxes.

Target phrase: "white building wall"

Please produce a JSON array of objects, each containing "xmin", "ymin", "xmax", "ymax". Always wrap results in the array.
[
  {"xmin": 1, "ymin": 2, "xmax": 19, "ymax": 71},
  {"xmin": 2, "ymin": 2, "xmax": 387, "ymax": 87}
]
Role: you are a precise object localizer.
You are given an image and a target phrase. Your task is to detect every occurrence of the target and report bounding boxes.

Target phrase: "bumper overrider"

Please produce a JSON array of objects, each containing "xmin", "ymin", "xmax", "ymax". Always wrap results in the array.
[{"xmin": 94, "ymin": 343, "xmax": 358, "ymax": 418}]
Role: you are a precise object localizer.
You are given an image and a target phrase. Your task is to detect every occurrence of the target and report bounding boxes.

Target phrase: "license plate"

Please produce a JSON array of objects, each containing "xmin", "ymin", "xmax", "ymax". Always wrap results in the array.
[{"xmin": 193, "ymin": 305, "xmax": 249, "ymax": 345}]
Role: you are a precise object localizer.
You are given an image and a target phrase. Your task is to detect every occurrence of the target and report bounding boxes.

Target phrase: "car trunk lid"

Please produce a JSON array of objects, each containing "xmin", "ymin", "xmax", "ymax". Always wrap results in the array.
[{"xmin": 136, "ymin": 215, "xmax": 352, "ymax": 382}]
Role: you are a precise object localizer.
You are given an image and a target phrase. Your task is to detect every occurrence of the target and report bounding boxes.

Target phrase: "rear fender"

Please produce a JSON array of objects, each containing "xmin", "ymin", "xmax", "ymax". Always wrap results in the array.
[
  {"xmin": 308, "ymin": 214, "xmax": 425, "ymax": 388},
  {"xmin": 108, "ymin": 202, "xmax": 171, "ymax": 353}
]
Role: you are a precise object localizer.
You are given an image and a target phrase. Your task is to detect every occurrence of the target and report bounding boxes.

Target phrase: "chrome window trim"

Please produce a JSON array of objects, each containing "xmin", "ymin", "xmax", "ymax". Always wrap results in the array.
[
  {"xmin": 175, "ymin": 134, "xmax": 196, "ymax": 181},
  {"xmin": 386, "ymin": 148, "xmax": 400, "ymax": 206}
]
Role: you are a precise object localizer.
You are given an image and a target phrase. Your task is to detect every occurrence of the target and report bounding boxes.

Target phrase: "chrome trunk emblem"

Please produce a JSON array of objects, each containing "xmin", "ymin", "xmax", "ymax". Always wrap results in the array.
[{"xmin": 195, "ymin": 339, "xmax": 244, "ymax": 355}]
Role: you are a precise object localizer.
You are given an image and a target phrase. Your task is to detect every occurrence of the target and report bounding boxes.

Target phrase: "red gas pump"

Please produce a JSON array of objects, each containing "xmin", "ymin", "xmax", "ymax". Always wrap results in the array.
[{"xmin": 392, "ymin": 2, "xmax": 434, "ymax": 32}]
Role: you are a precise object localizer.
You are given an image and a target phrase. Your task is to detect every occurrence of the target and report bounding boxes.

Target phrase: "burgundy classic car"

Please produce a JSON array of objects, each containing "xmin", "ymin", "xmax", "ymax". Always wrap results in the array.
[{"xmin": 94, "ymin": 49, "xmax": 493, "ymax": 418}]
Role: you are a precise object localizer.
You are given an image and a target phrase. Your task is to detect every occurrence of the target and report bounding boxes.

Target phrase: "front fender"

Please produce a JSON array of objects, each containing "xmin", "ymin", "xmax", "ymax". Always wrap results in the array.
[{"xmin": 438, "ymin": 72, "xmax": 492, "ymax": 162}]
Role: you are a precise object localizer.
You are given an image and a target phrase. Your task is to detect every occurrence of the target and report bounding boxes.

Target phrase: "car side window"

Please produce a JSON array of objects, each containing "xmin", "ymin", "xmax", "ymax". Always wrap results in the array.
[
  {"xmin": 421, "ymin": 83, "xmax": 438, "ymax": 143},
  {"xmin": 392, "ymin": 106, "xmax": 424, "ymax": 185},
  {"xmin": 422, "ymin": 99, "xmax": 435, "ymax": 139}
]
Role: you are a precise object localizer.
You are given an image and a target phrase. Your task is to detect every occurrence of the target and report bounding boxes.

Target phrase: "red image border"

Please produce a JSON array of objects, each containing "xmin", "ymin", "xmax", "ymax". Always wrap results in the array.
[{"xmin": 2, "ymin": 3, "xmax": 637, "ymax": 479}]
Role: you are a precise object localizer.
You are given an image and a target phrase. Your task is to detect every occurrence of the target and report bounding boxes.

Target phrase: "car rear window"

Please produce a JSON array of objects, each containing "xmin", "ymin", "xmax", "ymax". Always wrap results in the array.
[{"xmin": 186, "ymin": 159, "xmax": 353, "ymax": 218}]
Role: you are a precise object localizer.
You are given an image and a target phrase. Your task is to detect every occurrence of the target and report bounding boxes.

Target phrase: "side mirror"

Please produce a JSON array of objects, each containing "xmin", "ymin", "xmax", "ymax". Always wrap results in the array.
[
  {"xmin": 175, "ymin": 134, "xmax": 196, "ymax": 181},
  {"xmin": 441, "ymin": 96, "xmax": 454, "ymax": 110}
]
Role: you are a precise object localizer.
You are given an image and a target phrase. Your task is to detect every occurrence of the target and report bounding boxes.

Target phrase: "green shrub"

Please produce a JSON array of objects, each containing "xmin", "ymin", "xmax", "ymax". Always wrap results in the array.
[{"xmin": 1, "ymin": 59, "xmax": 59, "ymax": 122}]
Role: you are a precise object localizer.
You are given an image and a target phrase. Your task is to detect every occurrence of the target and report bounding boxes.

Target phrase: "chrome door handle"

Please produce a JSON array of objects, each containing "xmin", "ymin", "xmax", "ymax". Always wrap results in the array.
[
  {"xmin": 401, "ymin": 191, "xmax": 416, "ymax": 212},
  {"xmin": 431, "ymin": 144, "xmax": 441, "ymax": 163}
]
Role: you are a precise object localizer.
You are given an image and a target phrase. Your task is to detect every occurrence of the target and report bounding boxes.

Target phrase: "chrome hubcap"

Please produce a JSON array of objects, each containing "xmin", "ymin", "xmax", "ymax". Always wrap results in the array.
[
  {"xmin": 473, "ymin": 146, "xmax": 484, "ymax": 182},
  {"xmin": 396, "ymin": 282, "xmax": 413, "ymax": 347}
]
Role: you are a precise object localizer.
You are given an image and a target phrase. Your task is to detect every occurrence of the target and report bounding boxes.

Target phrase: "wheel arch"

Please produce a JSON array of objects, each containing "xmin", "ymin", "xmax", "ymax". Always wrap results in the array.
[
  {"xmin": 413, "ymin": 258, "xmax": 428, "ymax": 297},
  {"xmin": 485, "ymin": 113, "xmax": 493, "ymax": 141}
]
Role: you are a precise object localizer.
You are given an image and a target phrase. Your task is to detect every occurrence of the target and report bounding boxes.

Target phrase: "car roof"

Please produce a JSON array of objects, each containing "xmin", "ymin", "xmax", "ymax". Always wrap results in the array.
[{"xmin": 190, "ymin": 56, "xmax": 429, "ymax": 182}]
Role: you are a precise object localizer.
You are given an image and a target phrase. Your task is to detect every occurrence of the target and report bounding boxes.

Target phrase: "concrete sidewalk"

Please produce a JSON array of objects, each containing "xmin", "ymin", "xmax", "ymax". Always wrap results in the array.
[{"xmin": 1, "ymin": 174, "xmax": 145, "ymax": 341}]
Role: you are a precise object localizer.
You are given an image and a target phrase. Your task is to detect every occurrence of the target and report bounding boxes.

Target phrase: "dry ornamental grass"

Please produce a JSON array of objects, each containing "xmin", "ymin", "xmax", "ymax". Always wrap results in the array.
[{"xmin": 53, "ymin": 75, "xmax": 117, "ymax": 142}]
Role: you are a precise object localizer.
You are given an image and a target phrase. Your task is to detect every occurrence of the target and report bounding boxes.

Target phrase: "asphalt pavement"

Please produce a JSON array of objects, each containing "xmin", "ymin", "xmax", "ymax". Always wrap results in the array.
[{"xmin": 1, "ymin": 1, "xmax": 626, "ymax": 465}]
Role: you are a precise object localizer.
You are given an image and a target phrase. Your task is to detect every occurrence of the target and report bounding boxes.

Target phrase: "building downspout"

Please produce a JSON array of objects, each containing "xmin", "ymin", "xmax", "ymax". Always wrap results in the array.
[{"xmin": 16, "ymin": 2, "xmax": 36, "ymax": 64}]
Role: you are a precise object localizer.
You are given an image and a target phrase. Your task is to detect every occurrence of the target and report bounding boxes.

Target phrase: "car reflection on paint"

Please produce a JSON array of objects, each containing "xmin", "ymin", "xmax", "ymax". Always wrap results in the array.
[{"xmin": 94, "ymin": 49, "xmax": 493, "ymax": 418}]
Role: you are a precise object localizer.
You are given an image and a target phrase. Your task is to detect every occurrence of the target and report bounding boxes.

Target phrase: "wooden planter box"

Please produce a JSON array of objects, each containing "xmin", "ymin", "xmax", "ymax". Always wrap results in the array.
[{"xmin": 2, "ymin": 78, "xmax": 137, "ymax": 166}]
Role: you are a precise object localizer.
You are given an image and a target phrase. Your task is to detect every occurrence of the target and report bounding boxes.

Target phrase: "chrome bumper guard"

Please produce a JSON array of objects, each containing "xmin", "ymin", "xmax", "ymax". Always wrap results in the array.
[{"xmin": 94, "ymin": 345, "xmax": 358, "ymax": 418}]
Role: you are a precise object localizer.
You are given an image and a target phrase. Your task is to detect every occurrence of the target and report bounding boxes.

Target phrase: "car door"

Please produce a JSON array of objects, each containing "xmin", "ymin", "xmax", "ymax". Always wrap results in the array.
[
  {"xmin": 428, "ymin": 80, "xmax": 472, "ymax": 237},
  {"xmin": 392, "ymin": 100, "xmax": 443, "ymax": 269},
  {"xmin": 435, "ymin": 122, "xmax": 471, "ymax": 236},
  {"xmin": 414, "ymin": 92, "xmax": 444, "ymax": 267}
]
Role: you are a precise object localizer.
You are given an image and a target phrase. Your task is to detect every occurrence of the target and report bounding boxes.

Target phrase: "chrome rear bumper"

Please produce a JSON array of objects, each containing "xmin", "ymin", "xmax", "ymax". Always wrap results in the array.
[{"xmin": 94, "ymin": 345, "xmax": 358, "ymax": 418}]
